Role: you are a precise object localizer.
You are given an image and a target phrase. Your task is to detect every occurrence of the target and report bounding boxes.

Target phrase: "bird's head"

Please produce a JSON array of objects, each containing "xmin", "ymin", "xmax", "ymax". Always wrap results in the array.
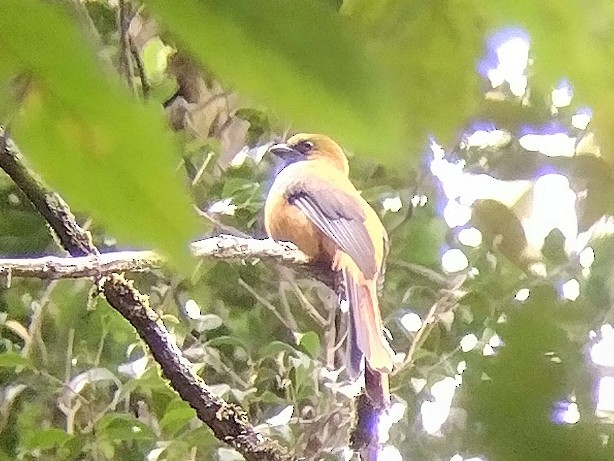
[{"xmin": 269, "ymin": 133, "xmax": 349, "ymax": 175}]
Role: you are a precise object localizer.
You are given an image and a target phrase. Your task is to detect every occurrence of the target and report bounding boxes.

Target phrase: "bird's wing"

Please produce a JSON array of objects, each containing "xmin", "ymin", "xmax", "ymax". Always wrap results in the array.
[{"xmin": 288, "ymin": 180, "xmax": 378, "ymax": 278}]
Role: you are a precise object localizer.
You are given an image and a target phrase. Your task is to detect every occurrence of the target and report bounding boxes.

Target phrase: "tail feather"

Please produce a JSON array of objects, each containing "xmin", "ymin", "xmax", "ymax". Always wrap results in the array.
[
  {"xmin": 344, "ymin": 270, "xmax": 365, "ymax": 379},
  {"xmin": 365, "ymin": 366, "xmax": 390, "ymax": 408},
  {"xmin": 343, "ymin": 268, "xmax": 394, "ymax": 376}
]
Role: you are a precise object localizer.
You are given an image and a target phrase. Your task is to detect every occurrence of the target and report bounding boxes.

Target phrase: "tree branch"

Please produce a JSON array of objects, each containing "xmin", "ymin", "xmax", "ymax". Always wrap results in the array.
[
  {"xmin": 0, "ymin": 129, "xmax": 296, "ymax": 461},
  {"xmin": 190, "ymin": 235, "xmax": 308, "ymax": 265},
  {"xmin": 0, "ymin": 235, "xmax": 317, "ymax": 277},
  {"xmin": 0, "ymin": 251, "xmax": 161, "ymax": 280},
  {"xmin": 0, "ymin": 234, "xmax": 336, "ymax": 289},
  {"xmin": 102, "ymin": 273, "xmax": 292, "ymax": 461}
]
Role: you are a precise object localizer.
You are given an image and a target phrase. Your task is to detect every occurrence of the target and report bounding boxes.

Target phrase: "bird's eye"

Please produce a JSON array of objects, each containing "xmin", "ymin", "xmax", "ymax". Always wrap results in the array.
[{"xmin": 296, "ymin": 140, "xmax": 314, "ymax": 154}]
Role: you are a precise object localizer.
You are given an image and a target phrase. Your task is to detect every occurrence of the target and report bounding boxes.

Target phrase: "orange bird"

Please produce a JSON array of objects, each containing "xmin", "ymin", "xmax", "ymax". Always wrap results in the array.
[{"xmin": 264, "ymin": 133, "xmax": 394, "ymax": 406}]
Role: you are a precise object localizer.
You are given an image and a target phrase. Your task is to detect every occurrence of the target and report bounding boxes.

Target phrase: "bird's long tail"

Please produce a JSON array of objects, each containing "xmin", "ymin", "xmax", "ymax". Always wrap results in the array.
[{"xmin": 342, "ymin": 266, "xmax": 393, "ymax": 407}]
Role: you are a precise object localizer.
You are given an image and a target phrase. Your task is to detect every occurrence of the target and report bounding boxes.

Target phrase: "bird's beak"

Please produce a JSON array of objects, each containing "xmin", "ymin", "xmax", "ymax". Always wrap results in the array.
[{"xmin": 269, "ymin": 143, "xmax": 298, "ymax": 158}]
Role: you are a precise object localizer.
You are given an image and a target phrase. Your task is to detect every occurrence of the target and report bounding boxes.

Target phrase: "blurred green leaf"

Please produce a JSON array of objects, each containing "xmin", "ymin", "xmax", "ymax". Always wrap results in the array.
[
  {"xmin": 143, "ymin": 0, "xmax": 406, "ymax": 156},
  {"xmin": 206, "ymin": 335, "xmax": 247, "ymax": 350},
  {"xmin": 342, "ymin": 0, "xmax": 484, "ymax": 149},
  {"xmin": 260, "ymin": 340, "xmax": 298, "ymax": 359},
  {"xmin": 0, "ymin": 352, "xmax": 31, "ymax": 369},
  {"xmin": 159, "ymin": 400, "xmax": 196, "ymax": 437},
  {"xmin": 142, "ymin": 38, "xmax": 174, "ymax": 84},
  {"xmin": 84, "ymin": 2, "xmax": 117, "ymax": 40},
  {"xmin": 392, "ymin": 209, "xmax": 447, "ymax": 267},
  {"xmin": 95, "ymin": 413, "xmax": 156, "ymax": 443},
  {"xmin": 56, "ymin": 434, "xmax": 87, "ymax": 460},
  {"xmin": 0, "ymin": 204, "xmax": 52, "ymax": 256},
  {"xmin": 195, "ymin": 313, "xmax": 224, "ymax": 331},
  {"xmin": 221, "ymin": 178, "xmax": 259, "ymax": 200},
  {"xmin": 463, "ymin": 285, "xmax": 610, "ymax": 461},
  {"xmin": 471, "ymin": 198, "xmax": 539, "ymax": 271},
  {"xmin": 22, "ymin": 428, "xmax": 72, "ymax": 451},
  {"xmin": 542, "ymin": 229, "xmax": 568, "ymax": 266},
  {"xmin": 0, "ymin": 1, "xmax": 198, "ymax": 269},
  {"xmin": 234, "ymin": 108, "xmax": 272, "ymax": 146}
]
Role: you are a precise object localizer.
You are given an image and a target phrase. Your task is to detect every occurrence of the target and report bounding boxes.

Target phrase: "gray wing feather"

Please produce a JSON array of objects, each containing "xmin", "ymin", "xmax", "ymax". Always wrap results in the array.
[{"xmin": 289, "ymin": 191, "xmax": 377, "ymax": 277}]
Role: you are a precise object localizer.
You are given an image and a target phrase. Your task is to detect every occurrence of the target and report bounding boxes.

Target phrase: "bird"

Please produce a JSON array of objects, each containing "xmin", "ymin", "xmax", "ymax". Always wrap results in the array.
[{"xmin": 264, "ymin": 133, "xmax": 394, "ymax": 407}]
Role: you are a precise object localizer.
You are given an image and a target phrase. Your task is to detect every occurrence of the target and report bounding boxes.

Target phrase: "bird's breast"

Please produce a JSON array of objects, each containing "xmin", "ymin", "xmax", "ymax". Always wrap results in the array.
[{"xmin": 264, "ymin": 170, "xmax": 326, "ymax": 261}]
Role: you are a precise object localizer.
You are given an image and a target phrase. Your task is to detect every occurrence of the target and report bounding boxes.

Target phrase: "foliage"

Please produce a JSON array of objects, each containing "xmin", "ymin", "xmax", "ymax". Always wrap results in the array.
[
  {"xmin": 0, "ymin": 1, "xmax": 199, "ymax": 270},
  {"xmin": 1, "ymin": 1, "xmax": 614, "ymax": 461}
]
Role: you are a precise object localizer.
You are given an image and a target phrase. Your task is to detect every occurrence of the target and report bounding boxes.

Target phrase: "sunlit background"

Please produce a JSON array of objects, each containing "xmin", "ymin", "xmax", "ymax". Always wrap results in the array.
[{"xmin": 367, "ymin": 27, "xmax": 614, "ymax": 461}]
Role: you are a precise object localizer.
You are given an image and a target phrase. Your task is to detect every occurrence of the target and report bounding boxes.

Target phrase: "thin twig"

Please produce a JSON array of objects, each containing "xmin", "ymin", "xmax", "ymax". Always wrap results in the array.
[
  {"xmin": 129, "ymin": 36, "xmax": 150, "ymax": 98},
  {"xmin": 278, "ymin": 284, "xmax": 300, "ymax": 332},
  {"xmin": 191, "ymin": 151, "xmax": 214, "ymax": 186},
  {"xmin": 194, "ymin": 206, "xmax": 252, "ymax": 239},
  {"xmin": 323, "ymin": 294, "xmax": 338, "ymax": 369},
  {"xmin": 286, "ymin": 279, "xmax": 327, "ymax": 327},
  {"xmin": 392, "ymin": 275, "xmax": 467, "ymax": 376},
  {"xmin": 238, "ymin": 278, "xmax": 295, "ymax": 332},
  {"xmin": 117, "ymin": 0, "xmax": 137, "ymax": 93},
  {"xmin": 65, "ymin": 327, "xmax": 75, "ymax": 384},
  {"xmin": 199, "ymin": 343, "xmax": 250, "ymax": 389},
  {"xmin": 22, "ymin": 280, "xmax": 58, "ymax": 361},
  {"xmin": 387, "ymin": 258, "xmax": 449, "ymax": 287}
]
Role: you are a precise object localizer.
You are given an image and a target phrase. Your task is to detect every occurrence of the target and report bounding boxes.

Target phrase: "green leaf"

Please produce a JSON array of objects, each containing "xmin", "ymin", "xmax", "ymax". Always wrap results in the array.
[
  {"xmin": 0, "ymin": 197, "xmax": 52, "ymax": 255},
  {"xmin": 0, "ymin": 351, "xmax": 31, "ymax": 369},
  {"xmin": 22, "ymin": 428, "xmax": 72, "ymax": 451},
  {"xmin": 143, "ymin": 0, "xmax": 406, "ymax": 156},
  {"xmin": 259, "ymin": 340, "xmax": 298, "ymax": 359},
  {"xmin": 142, "ymin": 37, "xmax": 174, "ymax": 84},
  {"xmin": 298, "ymin": 331, "xmax": 321, "ymax": 359},
  {"xmin": 159, "ymin": 400, "xmax": 196, "ymax": 436},
  {"xmin": 393, "ymin": 209, "xmax": 447, "ymax": 267},
  {"xmin": 206, "ymin": 335, "xmax": 247, "ymax": 350},
  {"xmin": 0, "ymin": 1, "xmax": 198, "ymax": 269},
  {"xmin": 196, "ymin": 313, "xmax": 224, "ymax": 331},
  {"xmin": 95, "ymin": 413, "xmax": 155, "ymax": 443}
]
